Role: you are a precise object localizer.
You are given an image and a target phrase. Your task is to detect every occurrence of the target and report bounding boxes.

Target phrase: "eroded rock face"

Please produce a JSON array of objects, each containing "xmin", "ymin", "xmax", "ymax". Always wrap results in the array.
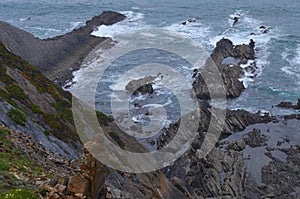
[{"xmin": 192, "ymin": 38, "xmax": 256, "ymax": 99}]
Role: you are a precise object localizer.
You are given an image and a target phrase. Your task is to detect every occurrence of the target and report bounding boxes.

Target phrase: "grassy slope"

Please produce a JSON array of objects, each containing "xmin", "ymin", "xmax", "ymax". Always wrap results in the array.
[
  {"xmin": 0, "ymin": 41, "xmax": 79, "ymax": 143},
  {"xmin": 0, "ymin": 126, "xmax": 47, "ymax": 194}
]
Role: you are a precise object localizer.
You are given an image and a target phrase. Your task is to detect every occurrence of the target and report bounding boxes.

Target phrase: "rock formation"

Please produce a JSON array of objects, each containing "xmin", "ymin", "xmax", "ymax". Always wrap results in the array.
[
  {"xmin": 276, "ymin": 99, "xmax": 300, "ymax": 109},
  {"xmin": 125, "ymin": 76, "xmax": 156, "ymax": 95},
  {"xmin": 192, "ymin": 38, "xmax": 256, "ymax": 99}
]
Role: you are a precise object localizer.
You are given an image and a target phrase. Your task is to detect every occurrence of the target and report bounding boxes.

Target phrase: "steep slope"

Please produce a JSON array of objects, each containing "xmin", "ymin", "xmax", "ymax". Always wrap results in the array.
[{"xmin": 0, "ymin": 41, "xmax": 81, "ymax": 159}]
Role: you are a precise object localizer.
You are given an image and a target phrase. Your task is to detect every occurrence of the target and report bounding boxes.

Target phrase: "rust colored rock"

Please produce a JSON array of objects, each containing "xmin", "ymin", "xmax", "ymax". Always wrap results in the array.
[{"xmin": 68, "ymin": 174, "xmax": 89, "ymax": 195}]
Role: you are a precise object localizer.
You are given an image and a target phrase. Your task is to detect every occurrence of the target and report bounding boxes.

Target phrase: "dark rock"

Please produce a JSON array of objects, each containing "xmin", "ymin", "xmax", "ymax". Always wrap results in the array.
[
  {"xmin": 192, "ymin": 38, "xmax": 256, "ymax": 99},
  {"xmin": 134, "ymin": 83, "xmax": 154, "ymax": 95},
  {"xmin": 125, "ymin": 76, "xmax": 156, "ymax": 95},
  {"xmin": 276, "ymin": 99, "xmax": 300, "ymax": 109},
  {"xmin": 158, "ymin": 107, "xmax": 274, "ymax": 150},
  {"xmin": 225, "ymin": 140, "xmax": 245, "ymax": 151},
  {"xmin": 249, "ymin": 39, "xmax": 255, "ymax": 49},
  {"xmin": 233, "ymin": 16, "xmax": 239, "ymax": 26},
  {"xmin": 243, "ymin": 128, "xmax": 269, "ymax": 148}
]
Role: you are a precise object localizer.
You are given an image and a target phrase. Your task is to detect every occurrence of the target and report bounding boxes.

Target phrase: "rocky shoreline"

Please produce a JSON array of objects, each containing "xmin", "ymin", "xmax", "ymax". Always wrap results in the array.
[
  {"xmin": 0, "ymin": 11, "xmax": 126, "ymax": 86},
  {"xmin": 0, "ymin": 10, "xmax": 299, "ymax": 199}
]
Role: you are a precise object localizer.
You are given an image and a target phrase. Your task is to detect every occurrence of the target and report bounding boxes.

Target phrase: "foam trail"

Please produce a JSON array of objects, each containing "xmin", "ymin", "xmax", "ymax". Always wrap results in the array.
[{"xmin": 281, "ymin": 44, "xmax": 300, "ymax": 83}]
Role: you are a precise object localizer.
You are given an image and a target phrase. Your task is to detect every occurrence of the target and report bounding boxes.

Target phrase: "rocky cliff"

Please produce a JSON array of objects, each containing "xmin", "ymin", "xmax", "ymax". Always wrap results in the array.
[
  {"xmin": 0, "ymin": 41, "xmax": 82, "ymax": 159},
  {"xmin": 0, "ymin": 11, "xmax": 126, "ymax": 86},
  {"xmin": 193, "ymin": 38, "xmax": 256, "ymax": 99}
]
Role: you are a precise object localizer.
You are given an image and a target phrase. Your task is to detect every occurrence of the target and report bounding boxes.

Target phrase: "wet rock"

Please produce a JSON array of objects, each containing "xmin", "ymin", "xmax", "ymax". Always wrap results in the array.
[
  {"xmin": 192, "ymin": 38, "xmax": 256, "ymax": 99},
  {"xmin": 225, "ymin": 140, "xmax": 245, "ymax": 151},
  {"xmin": 125, "ymin": 76, "xmax": 156, "ymax": 95},
  {"xmin": 243, "ymin": 128, "xmax": 269, "ymax": 148},
  {"xmin": 276, "ymin": 99, "xmax": 300, "ymax": 109}
]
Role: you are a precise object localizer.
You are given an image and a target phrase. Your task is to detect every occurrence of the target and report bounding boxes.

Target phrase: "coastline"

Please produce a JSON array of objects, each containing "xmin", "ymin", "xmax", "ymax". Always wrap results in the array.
[{"xmin": 0, "ymin": 11, "xmax": 126, "ymax": 86}]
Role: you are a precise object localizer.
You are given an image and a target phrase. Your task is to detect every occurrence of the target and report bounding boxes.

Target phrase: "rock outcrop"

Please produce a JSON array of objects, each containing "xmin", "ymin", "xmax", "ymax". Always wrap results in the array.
[
  {"xmin": 276, "ymin": 99, "xmax": 300, "ymax": 109},
  {"xmin": 0, "ymin": 11, "xmax": 126, "ymax": 86},
  {"xmin": 192, "ymin": 38, "xmax": 256, "ymax": 99},
  {"xmin": 157, "ymin": 105, "xmax": 274, "ymax": 150},
  {"xmin": 43, "ymin": 147, "xmax": 108, "ymax": 199},
  {"xmin": 157, "ymin": 117, "xmax": 300, "ymax": 199},
  {"xmin": 125, "ymin": 76, "xmax": 156, "ymax": 95}
]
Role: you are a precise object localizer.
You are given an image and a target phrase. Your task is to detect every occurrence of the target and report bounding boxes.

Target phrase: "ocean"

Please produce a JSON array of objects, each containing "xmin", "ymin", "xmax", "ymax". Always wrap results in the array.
[{"xmin": 1, "ymin": 0, "xmax": 299, "ymax": 125}]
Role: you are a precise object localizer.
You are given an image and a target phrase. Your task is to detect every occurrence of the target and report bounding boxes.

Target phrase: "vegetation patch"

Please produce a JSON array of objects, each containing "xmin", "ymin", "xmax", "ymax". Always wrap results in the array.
[
  {"xmin": 6, "ymin": 85, "xmax": 26, "ymax": 101},
  {"xmin": 0, "ymin": 127, "xmax": 45, "ymax": 173},
  {"xmin": 96, "ymin": 111, "xmax": 113, "ymax": 126},
  {"xmin": 30, "ymin": 104, "xmax": 43, "ymax": 114},
  {"xmin": 0, "ymin": 126, "xmax": 47, "ymax": 193},
  {"xmin": 51, "ymin": 101, "xmax": 73, "ymax": 122},
  {"xmin": 108, "ymin": 132, "xmax": 125, "ymax": 149},
  {"xmin": 7, "ymin": 108, "xmax": 26, "ymax": 126},
  {"xmin": 0, "ymin": 188, "xmax": 39, "ymax": 199},
  {"xmin": 43, "ymin": 130, "xmax": 50, "ymax": 136},
  {"xmin": 0, "ymin": 41, "xmax": 80, "ymax": 145}
]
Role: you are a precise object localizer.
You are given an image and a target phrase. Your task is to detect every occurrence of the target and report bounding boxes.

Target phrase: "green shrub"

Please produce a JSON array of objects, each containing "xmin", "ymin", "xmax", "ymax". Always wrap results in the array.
[
  {"xmin": 39, "ymin": 188, "xmax": 48, "ymax": 197},
  {"xmin": 0, "ymin": 189, "xmax": 39, "ymax": 199},
  {"xmin": 30, "ymin": 104, "xmax": 43, "ymax": 114},
  {"xmin": 0, "ymin": 159, "xmax": 10, "ymax": 171},
  {"xmin": 7, "ymin": 108, "xmax": 26, "ymax": 126},
  {"xmin": 6, "ymin": 85, "xmax": 26, "ymax": 101},
  {"xmin": 51, "ymin": 102, "xmax": 73, "ymax": 122},
  {"xmin": 96, "ymin": 111, "xmax": 113, "ymax": 126},
  {"xmin": 43, "ymin": 130, "xmax": 50, "ymax": 136}
]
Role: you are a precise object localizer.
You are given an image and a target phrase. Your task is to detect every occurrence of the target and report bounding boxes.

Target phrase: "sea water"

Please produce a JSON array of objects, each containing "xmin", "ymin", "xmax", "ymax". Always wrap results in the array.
[{"xmin": 1, "ymin": 0, "xmax": 299, "ymax": 129}]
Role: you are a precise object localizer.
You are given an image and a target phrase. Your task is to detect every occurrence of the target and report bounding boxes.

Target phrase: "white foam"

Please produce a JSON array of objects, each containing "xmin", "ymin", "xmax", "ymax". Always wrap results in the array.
[
  {"xmin": 211, "ymin": 11, "xmax": 280, "ymax": 88},
  {"xmin": 19, "ymin": 17, "xmax": 32, "ymax": 22},
  {"xmin": 281, "ymin": 44, "xmax": 300, "ymax": 80},
  {"xmin": 28, "ymin": 26, "xmax": 62, "ymax": 32},
  {"xmin": 69, "ymin": 21, "xmax": 84, "ymax": 31},
  {"xmin": 164, "ymin": 21, "xmax": 211, "ymax": 46}
]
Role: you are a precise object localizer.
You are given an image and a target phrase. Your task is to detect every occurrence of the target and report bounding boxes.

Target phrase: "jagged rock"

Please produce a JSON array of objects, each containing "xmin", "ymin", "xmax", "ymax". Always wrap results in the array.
[
  {"xmin": 225, "ymin": 140, "xmax": 245, "ymax": 151},
  {"xmin": 170, "ymin": 177, "xmax": 194, "ymax": 198},
  {"xmin": 192, "ymin": 38, "xmax": 256, "ymax": 99},
  {"xmin": 243, "ymin": 128, "xmax": 269, "ymax": 148},
  {"xmin": 158, "ymin": 108, "xmax": 274, "ymax": 150},
  {"xmin": 39, "ymin": 147, "xmax": 108, "ymax": 199},
  {"xmin": 276, "ymin": 99, "xmax": 300, "ymax": 109}
]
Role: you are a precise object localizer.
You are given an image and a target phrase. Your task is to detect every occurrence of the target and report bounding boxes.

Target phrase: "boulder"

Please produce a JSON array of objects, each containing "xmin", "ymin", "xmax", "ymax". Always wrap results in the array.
[{"xmin": 125, "ymin": 76, "xmax": 156, "ymax": 95}]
